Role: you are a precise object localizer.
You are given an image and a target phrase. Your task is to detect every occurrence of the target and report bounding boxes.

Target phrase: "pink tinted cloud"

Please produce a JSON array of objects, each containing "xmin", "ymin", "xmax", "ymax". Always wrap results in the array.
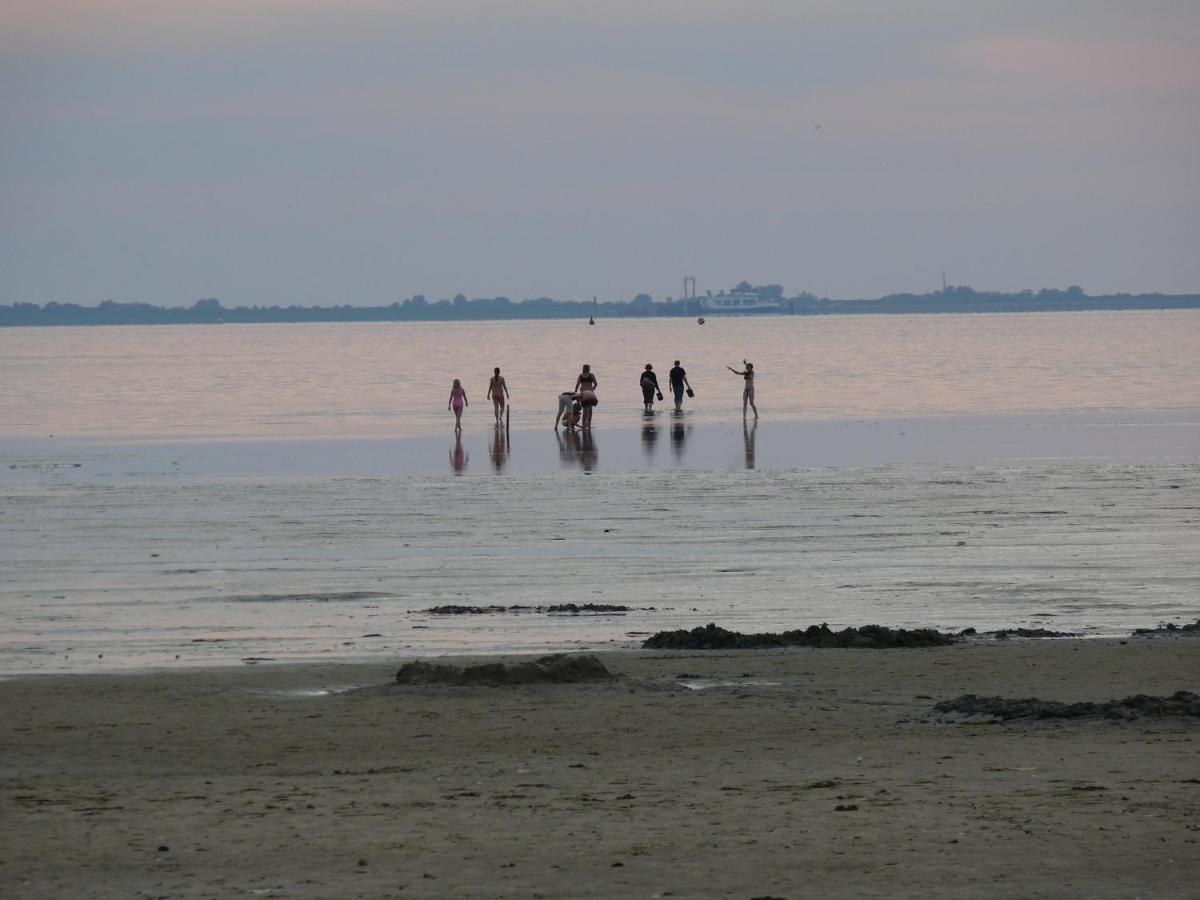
[{"xmin": 957, "ymin": 35, "xmax": 1200, "ymax": 96}]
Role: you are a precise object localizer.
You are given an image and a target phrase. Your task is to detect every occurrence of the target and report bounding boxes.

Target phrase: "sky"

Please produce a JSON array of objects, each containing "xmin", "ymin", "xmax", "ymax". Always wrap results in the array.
[{"xmin": 2, "ymin": 1, "xmax": 1199, "ymax": 306}]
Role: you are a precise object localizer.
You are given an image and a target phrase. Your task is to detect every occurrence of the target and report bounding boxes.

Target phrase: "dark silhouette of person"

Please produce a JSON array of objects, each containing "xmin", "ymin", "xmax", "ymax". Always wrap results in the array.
[
  {"xmin": 639, "ymin": 363, "xmax": 661, "ymax": 412},
  {"xmin": 668, "ymin": 360, "xmax": 692, "ymax": 411}
]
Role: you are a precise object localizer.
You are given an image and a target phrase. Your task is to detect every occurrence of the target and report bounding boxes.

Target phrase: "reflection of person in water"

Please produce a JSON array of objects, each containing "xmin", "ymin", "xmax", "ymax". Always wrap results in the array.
[
  {"xmin": 670, "ymin": 420, "xmax": 689, "ymax": 463},
  {"xmin": 556, "ymin": 428, "xmax": 599, "ymax": 472},
  {"xmin": 489, "ymin": 424, "xmax": 509, "ymax": 473},
  {"xmin": 743, "ymin": 420, "xmax": 757, "ymax": 470},
  {"xmin": 641, "ymin": 420, "xmax": 659, "ymax": 460},
  {"xmin": 556, "ymin": 430, "xmax": 576, "ymax": 466},
  {"xmin": 450, "ymin": 432, "xmax": 469, "ymax": 474},
  {"xmin": 578, "ymin": 428, "xmax": 598, "ymax": 471}
]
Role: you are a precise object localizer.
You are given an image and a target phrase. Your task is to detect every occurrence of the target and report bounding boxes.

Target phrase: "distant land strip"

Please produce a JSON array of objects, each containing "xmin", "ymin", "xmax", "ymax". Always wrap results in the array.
[{"xmin": 4, "ymin": 287, "xmax": 1200, "ymax": 326}]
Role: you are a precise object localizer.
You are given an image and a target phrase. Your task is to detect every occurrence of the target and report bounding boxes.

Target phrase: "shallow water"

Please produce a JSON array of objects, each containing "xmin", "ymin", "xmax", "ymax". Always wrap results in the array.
[
  {"xmin": 3, "ymin": 462, "xmax": 1197, "ymax": 674},
  {"xmin": 2, "ymin": 311, "xmax": 1198, "ymax": 673},
  {"xmin": 3, "ymin": 311, "xmax": 1199, "ymax": 440}
]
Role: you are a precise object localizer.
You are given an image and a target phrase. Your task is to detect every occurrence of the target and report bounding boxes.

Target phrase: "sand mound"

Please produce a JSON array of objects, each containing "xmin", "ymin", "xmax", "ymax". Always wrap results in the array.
[
  {"xmin": 395, "ymin": 653, "xmax": 614, "ymax": 686},
  {"xmin": 924, "ymin": 690, "xmax": 1200, "ymax": 723}
]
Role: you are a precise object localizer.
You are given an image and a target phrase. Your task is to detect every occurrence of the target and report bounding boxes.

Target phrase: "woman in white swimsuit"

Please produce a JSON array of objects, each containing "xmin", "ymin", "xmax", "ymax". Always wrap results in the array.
[{"xmin": 726, "ymin": 360, "xmax": 758, "ymax": 419}]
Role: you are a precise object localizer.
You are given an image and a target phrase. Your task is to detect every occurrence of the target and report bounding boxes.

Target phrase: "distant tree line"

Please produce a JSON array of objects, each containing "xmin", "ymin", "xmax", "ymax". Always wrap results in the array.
[{"xmin": 3, "ymin": 285, "xmax": 1199, "ymax": 327}]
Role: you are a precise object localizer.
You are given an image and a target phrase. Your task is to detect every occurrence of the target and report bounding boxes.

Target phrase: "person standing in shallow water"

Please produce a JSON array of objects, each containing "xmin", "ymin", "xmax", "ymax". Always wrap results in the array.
[
  {"xmin": 447, "ymin": 378, "xmax": 468, "ymax": 432},
  {"xmin": 726, "ymin": 360, "xmax": 758, "ymax": 419},
  {"xmin": 487, "ymin": 367, "xmax": 509, "ymax": 425},
  {"xmin": 575, "ymin": 364, "xmax": 598, "ymax": 430},
  {"xmin": 667, "ymin": 360, "xmax": 691, "ymax": 411},
  {"xmin": 639, "ymin": 363, "xmax": 660, "ymax": 412}
]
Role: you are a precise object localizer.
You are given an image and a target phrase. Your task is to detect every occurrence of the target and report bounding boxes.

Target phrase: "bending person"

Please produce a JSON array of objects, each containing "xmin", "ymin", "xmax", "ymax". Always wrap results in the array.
[{"xmin": 555, "ymin": 390, "xmax": 579, "ymax": 431}]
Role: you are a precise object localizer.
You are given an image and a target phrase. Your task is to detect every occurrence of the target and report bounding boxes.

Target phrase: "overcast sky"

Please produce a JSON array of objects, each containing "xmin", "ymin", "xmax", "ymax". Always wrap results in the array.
[{"xmin": 3, "ymin": 1, "xmax": 1198, "ymax": 306}]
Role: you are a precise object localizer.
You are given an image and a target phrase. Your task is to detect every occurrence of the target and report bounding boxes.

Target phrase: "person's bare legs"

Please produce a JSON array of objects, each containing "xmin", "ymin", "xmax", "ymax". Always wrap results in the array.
[
  {"xmin": 454, "ymin": 407, "xmax": 463, "ymax": 432},
  {"xmin": 743, "ymin": 387, "xmax": 758, "ymax": 419}
]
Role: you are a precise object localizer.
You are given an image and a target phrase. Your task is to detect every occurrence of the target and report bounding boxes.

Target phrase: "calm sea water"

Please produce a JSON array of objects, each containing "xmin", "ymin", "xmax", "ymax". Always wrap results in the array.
[
  {"xmin": 2, "ymin": 311, "xmax": 1198, "ymax": 674},
  {"xmin": 3, "ymin": 311, "xmax": 1199, "ymax": 440}
]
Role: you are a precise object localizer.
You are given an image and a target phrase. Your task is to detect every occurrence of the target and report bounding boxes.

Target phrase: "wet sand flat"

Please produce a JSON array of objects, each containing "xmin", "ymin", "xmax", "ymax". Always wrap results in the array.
[
  {"xmin": 3, "ymin": 460, "xmax": 1198, "ymax": 672},
  {"xmin": 2, "ymin": 639, "xmax": 1198, "ymax": 898}
]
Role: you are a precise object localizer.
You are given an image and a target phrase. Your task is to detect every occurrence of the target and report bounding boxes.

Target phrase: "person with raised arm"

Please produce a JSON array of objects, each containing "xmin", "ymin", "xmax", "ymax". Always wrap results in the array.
[{"xmin": 726, "ymin": 360, "xmax": 758, "ymax": 419}]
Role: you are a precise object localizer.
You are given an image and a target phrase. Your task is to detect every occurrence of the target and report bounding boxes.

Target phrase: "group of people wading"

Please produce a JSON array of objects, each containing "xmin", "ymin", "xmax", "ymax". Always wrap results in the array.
[{"xmin": 448, "ymin": 360, "xmax": 758, "ymax": 431}]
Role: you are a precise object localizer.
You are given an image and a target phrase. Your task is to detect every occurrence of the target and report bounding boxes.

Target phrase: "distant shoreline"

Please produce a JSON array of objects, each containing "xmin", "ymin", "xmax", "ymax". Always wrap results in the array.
[{"xmin": 4, "ymin": 291, "xmax": 1199, "ymax": 326}]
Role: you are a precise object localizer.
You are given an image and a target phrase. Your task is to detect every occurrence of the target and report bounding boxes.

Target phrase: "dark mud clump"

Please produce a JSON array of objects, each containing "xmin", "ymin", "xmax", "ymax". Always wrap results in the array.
[
  {"xmin": 424, "ymin": 605, "xmax": 518, "ymax": 615},
  {"xmin": 925, "ymin": 691, "xmax": 1200, "ymax": 723},
  {"xmin": 423, "ymin": 603, "xmax": 637, "ymax": 615},
  {"xmin": 641, "ymin": 622, "xmax": 957, "ymax": 650},
  {"xmin": 546, "ymin": 603, "xmax": 635, "ymax": 614},
  {"xmin": 1133, "ymin": 620, "xmax": 1200, "ymax": 637},
  {"xmin": 956, "ymin": 627, "xmax": 1077, "ymax": 639},
  {"xmin": 990, "ymin": 628, "xmax": 1079, "ymax": 639},
  {"xmin": 395, "ymin": 653, "xmax": 614, "ymax": 686}
]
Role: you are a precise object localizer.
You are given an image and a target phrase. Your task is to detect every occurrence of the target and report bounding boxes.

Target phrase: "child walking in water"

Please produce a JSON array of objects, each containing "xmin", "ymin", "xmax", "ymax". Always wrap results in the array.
[
  {"xmin": 447, "ymin": 378, "xmax": 468, "ymax": 431},
  {"xmin": 726, "ymin": 360, "xmax": 758, "ymax": 419}
]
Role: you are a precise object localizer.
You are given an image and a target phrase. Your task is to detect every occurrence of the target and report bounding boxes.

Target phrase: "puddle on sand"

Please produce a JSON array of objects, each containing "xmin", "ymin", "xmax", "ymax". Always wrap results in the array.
[
  {"xmin": 678, "ymin": 679, "xmax": 783, "ymax": 691},
  {"xmin": 247, "ymin": 686, "xmax": 359, "ymax": 698}
]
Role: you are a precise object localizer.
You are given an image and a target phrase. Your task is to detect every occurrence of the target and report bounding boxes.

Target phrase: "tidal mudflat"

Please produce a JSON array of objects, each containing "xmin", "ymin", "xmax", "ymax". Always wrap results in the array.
[{"xmin": 2, "ymin": 459, "xmax": 1198, "ymax": 673}]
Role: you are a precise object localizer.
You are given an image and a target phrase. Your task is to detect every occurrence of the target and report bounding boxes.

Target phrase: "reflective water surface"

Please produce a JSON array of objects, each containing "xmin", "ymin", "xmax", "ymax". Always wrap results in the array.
[{"xmin": 3, "ymin": 311, "xmax": 1199, "ymax": 440}]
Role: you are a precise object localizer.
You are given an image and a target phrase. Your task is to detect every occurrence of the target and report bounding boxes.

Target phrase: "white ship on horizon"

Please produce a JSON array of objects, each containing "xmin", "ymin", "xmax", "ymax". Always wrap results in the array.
[{"xmin": 699, "ymin": 288, "xmax": 784, "ymax": 314}]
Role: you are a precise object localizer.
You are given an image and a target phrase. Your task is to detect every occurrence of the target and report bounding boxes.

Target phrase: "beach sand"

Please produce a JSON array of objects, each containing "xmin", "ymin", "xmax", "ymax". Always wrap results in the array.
[{"xmin": 3, "ymin": 638, "xmax": 1198, "ymax": 898}]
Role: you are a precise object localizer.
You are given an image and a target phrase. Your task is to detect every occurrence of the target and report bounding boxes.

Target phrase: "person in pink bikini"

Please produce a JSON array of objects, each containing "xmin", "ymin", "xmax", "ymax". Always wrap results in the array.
[{"xmin": 447, "ymin": 378, "xmax": 469, "ymax": 431}]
